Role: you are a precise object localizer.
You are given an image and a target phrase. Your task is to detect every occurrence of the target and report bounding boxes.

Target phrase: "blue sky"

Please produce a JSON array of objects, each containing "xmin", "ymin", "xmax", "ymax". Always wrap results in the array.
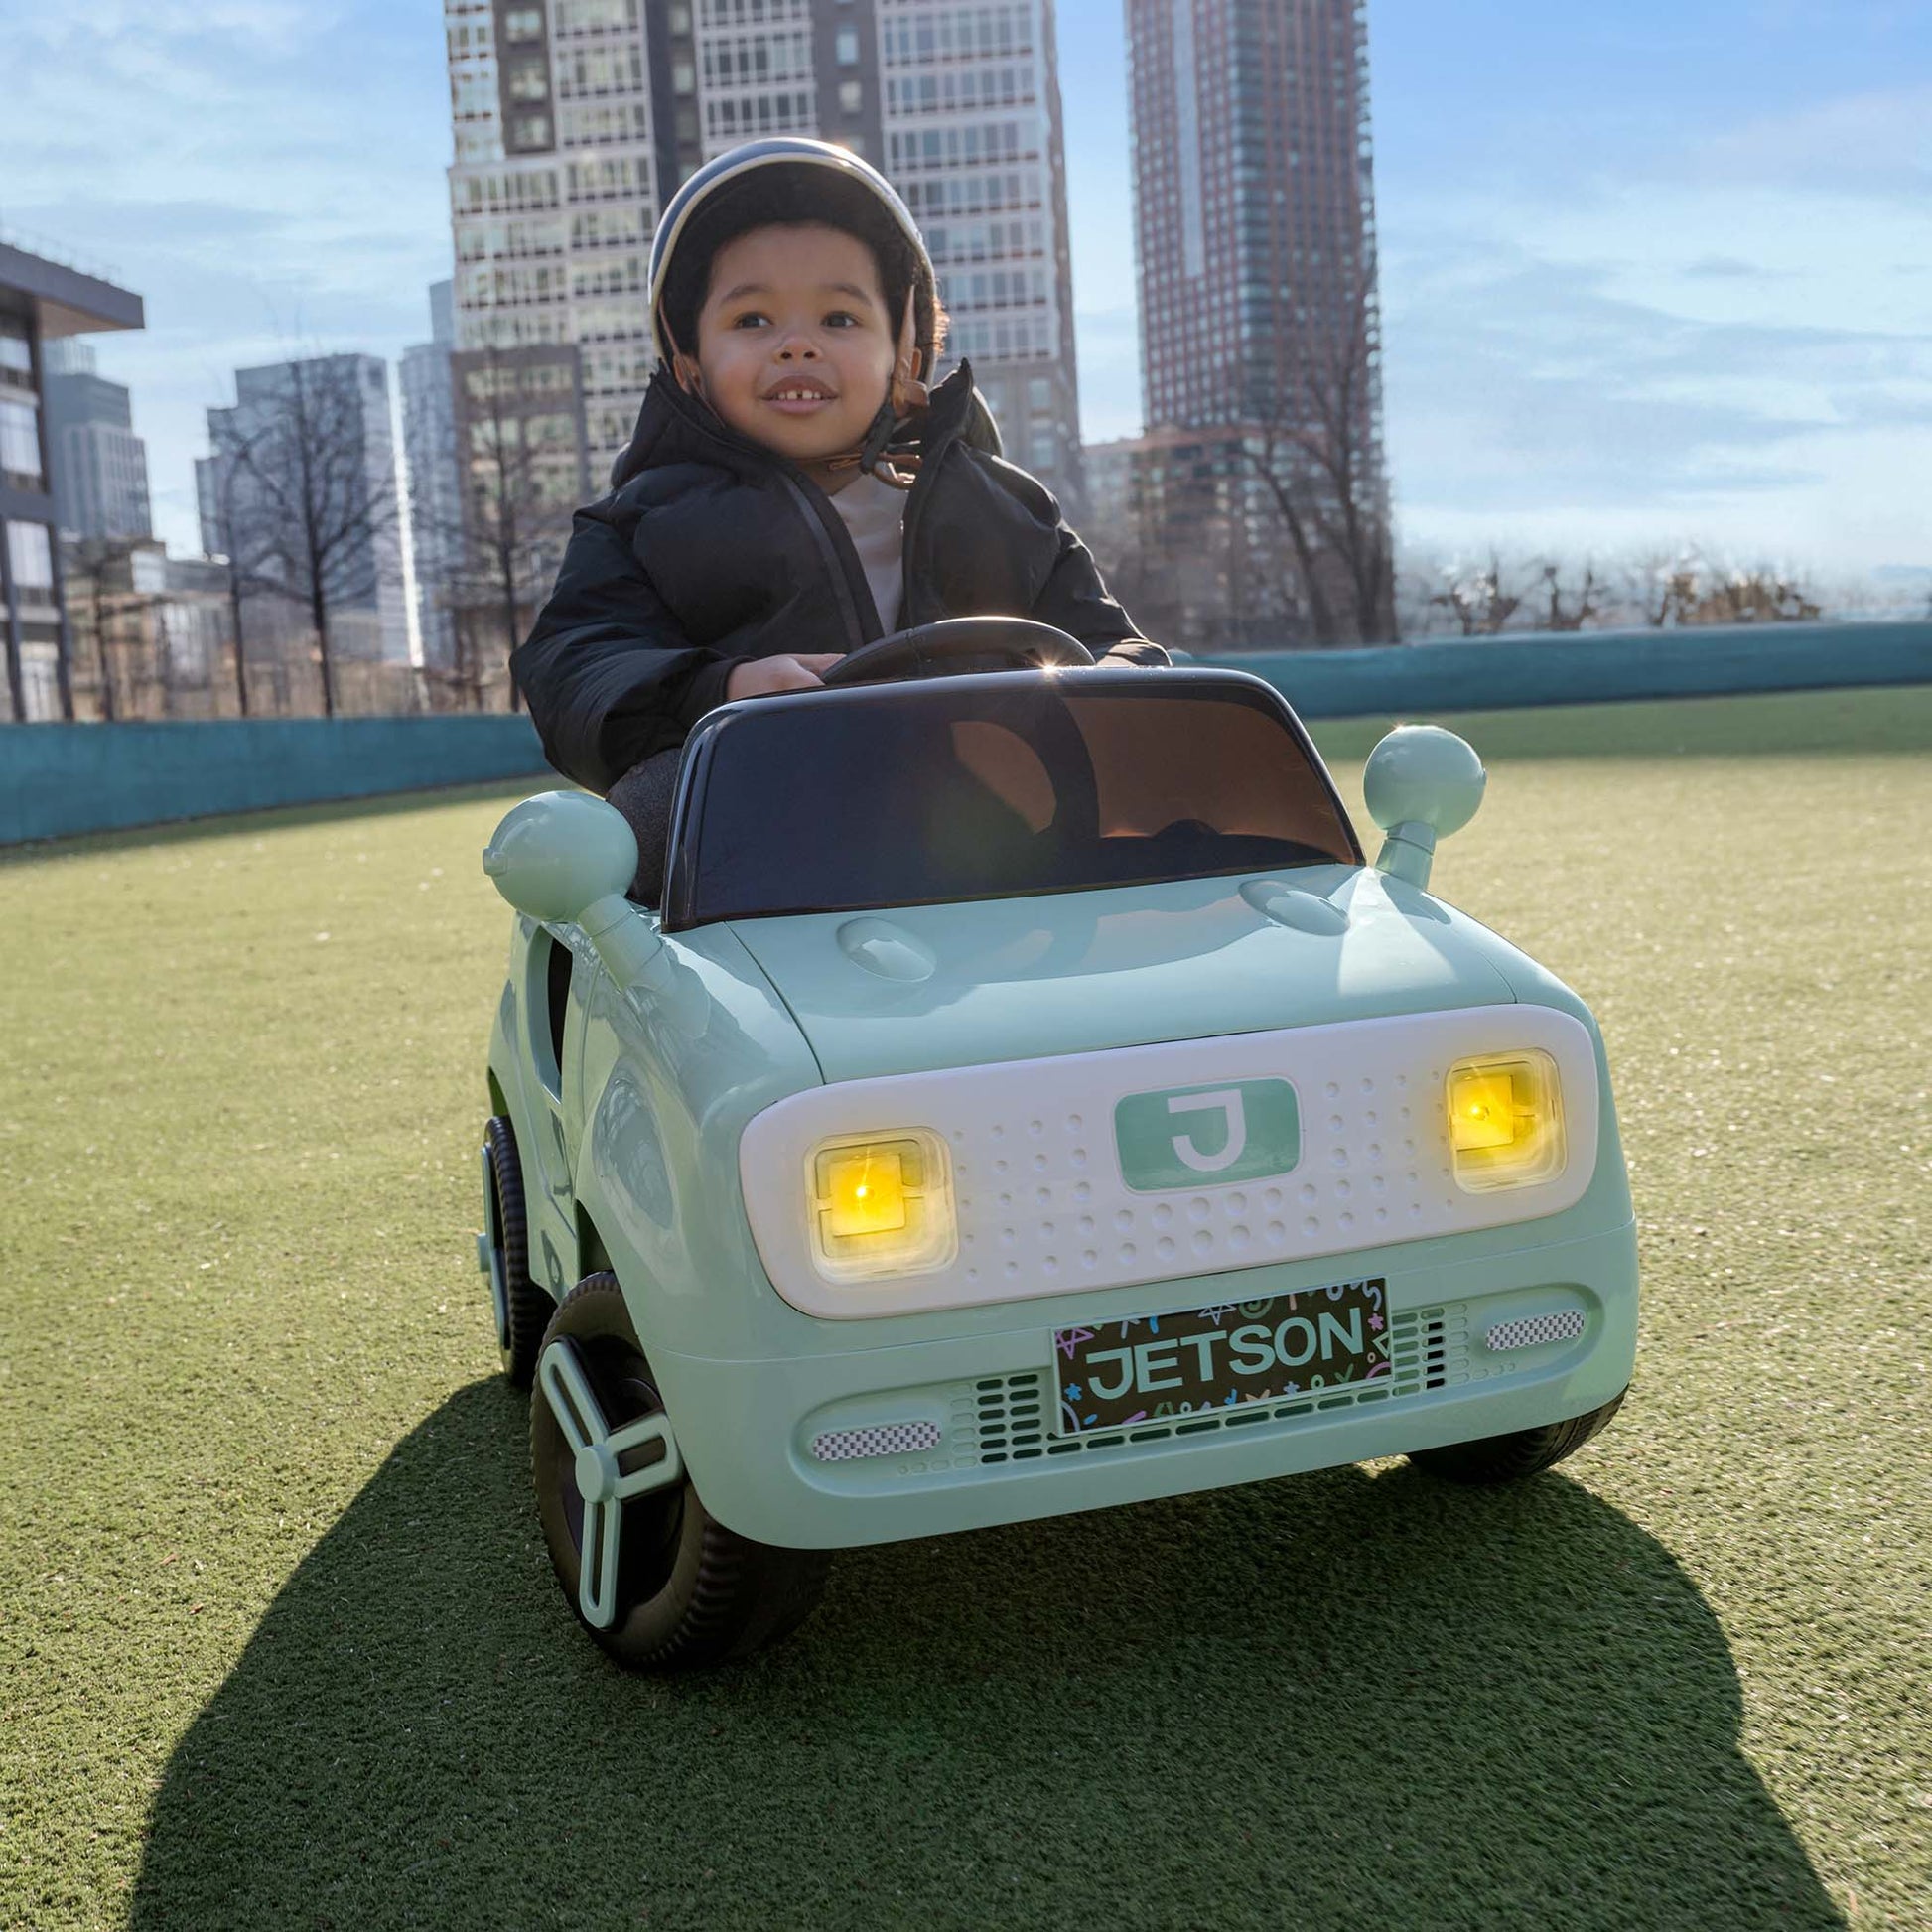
[{"xmin": 4, "ymin": 0, "xmax": 1928, "ymax": 576}]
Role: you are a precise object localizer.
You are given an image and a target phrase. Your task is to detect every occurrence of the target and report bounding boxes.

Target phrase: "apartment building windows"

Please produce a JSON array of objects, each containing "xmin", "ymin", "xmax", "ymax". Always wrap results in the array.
[{"xmin": 0, "ymin": 396, "xmax": 42, "ymax": 487}]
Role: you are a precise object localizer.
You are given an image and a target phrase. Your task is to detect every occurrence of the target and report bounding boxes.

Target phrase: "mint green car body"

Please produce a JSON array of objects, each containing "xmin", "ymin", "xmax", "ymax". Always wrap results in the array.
[{"xmin": 482, "ymin": 688, "xmax": 1638, "ymax": 1552}]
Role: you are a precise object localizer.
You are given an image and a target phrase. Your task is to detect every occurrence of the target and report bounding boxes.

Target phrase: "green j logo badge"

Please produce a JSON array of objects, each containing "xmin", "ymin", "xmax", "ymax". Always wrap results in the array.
[{"xmin": 1113, "ymin": 1079, "xmax": 1302, "ymax": 1192}]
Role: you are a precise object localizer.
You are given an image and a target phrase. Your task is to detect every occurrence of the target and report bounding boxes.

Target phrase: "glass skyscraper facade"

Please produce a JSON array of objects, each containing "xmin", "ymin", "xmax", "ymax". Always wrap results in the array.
[
  {"xmin": 1128, "ymin": 0, "xmax": 1381, "ymax": 436},
  {"xmin": 1112, "ymin": 0, "xmax": 1393, "ymax": 644}
]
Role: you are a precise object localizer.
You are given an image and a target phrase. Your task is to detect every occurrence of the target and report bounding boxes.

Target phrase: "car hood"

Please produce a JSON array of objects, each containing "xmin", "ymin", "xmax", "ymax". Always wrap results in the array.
[{"xmin": 725, "ymin": 865, "xmax": 1521, "ymax": 1084}]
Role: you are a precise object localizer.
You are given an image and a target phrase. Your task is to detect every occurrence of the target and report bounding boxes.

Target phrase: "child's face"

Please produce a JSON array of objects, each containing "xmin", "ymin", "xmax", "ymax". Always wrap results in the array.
[{"xmin": 694, "ymin": 223, "xmax": 897, "ymax": 479}]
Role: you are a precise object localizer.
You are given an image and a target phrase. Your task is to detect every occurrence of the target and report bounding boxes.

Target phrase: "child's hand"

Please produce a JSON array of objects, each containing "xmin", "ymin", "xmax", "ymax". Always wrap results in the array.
[{"xmin": 727, "ymin": 653, "xmax": 844, "ymax": 700}]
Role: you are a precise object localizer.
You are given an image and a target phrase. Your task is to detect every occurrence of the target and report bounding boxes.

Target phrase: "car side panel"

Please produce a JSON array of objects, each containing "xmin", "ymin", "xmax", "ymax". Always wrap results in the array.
[
  {"xmin": 570, "ymin": 922, "xmax": 827, "ymax": 1359},
  {"xmin": 485, "ymin": 916, "xmax": 585, "ymax": 1303}
]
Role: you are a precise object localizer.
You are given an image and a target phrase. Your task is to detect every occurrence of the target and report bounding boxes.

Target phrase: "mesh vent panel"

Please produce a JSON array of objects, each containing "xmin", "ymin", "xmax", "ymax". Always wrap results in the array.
[
  {"xmin": 1485, "ymin": 1309, "xmax": 1586, "ymax": 1352},
  {"xmin": 810, "ymin": 1421, "xmax": 943, "ymax": 1463}
]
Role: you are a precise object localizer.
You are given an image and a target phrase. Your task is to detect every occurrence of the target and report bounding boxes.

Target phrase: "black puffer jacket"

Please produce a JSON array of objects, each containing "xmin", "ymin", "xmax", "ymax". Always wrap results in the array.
[{"xmin": 511, "ymin": 361, "xmax": 1144, "ymax": 792}]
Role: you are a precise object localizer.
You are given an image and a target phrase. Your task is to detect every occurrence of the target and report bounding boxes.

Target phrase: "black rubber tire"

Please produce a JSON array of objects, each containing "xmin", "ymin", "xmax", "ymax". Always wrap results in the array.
[
  {"xmin": 1407, "ymin": 1388, "xmax": 1628, "ymax": 1485},
  {"xmin": 483, "ymin": 1115, "xmax": 551, "ymax": 1389},
  {"xmin": 530, "ymin": 1273, "xmax": 832, "ymax": 1671}
]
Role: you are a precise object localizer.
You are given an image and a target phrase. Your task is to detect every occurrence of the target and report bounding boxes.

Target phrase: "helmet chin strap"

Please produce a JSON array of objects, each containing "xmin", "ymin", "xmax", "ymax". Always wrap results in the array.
[{"xmin": 661, "ymin": 296, "xmax": 931, "ymax": 490}]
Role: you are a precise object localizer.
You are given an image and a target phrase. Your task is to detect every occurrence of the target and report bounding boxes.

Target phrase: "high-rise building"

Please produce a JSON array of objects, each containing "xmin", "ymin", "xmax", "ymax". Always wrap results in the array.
[
  {"xmin": 1116, "ymin": 0, "xmax": 1392, "ymax": 643},
  {"xmin": 0, "ymin": 239, "xmax": 145, "ymax": 722},
  {"xmin": 441, "ymin": 0, "xmax": 1084, "ymax": 512},
  {"xmin": 401, "ymin": 280, "xmax": 464, "ymax": 677},
  {"xmin": 1128, "ymin": 0, "xmax": 1379, "ymax": 430},
  {"xmin": 199, "ymin": 355, "xmax": 411, "ymax": 678},
  {"xmin": 42, "ymin": 339, "xmax": 153, "ymax": 544}
]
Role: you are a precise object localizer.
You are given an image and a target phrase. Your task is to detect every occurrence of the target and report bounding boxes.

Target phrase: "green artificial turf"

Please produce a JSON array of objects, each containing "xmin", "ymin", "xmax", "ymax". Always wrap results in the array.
[{"xmin": 2, "ymin": 685, "xmax": 1928, "ymax": 1931}]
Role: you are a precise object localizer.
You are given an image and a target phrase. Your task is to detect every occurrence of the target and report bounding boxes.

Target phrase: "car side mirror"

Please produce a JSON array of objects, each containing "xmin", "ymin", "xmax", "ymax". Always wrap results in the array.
[
  {"xmin": 483, "ymin": 790, "xmax": 661, "ymax": 982},
  {"xmin": 1361, "ymin": 726, "xmax": 1486, "ymax": 891}
]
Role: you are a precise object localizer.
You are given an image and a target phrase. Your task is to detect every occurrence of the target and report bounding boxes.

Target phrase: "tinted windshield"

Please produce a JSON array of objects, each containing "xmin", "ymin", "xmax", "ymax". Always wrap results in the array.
[{"xmin": 665, "ymin": 672, "xmax": 1359, "ymax": 928}]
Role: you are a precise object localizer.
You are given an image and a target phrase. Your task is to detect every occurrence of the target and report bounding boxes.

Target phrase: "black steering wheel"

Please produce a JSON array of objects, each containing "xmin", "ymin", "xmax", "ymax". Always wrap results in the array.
[{"xmin": 819, "ymin": 616, "xmax": 1095, "ymax": 687}]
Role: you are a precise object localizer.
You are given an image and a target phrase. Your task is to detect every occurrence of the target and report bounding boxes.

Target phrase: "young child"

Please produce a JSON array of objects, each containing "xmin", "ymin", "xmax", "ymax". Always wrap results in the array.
[{"xmin": 512, "ymin": 136, "xmax": 1161, "ymax": 900}]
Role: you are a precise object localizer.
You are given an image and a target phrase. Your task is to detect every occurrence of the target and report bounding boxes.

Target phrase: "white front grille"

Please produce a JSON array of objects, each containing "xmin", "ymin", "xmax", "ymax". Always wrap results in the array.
[{"xmin": 741, "ymin": 1006, "xmax": 1600, "ymax": 1319}]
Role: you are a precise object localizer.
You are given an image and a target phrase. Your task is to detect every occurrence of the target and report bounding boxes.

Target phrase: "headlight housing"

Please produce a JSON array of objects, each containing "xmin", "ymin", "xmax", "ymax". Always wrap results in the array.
[
  {"xmin": 1447, "ymin": 1051, "xmax": 1565, "ymax": 1192},
  {"xmin": 806, "ymin": 1128, "xmax": 956, "ymax": 1282}
]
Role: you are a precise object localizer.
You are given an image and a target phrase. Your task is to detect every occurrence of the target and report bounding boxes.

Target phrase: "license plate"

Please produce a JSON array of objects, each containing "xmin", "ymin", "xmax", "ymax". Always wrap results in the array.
[{"xmin": 1051, "ymin": 1279, "xmax": 1390, "ymax": 1436}]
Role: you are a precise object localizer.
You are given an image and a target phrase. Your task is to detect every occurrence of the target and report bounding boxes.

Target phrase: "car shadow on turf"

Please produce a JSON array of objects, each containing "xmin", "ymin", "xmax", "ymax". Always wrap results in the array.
[{"xmin": 131, "ymin": 1379, "xmax": 1844, "ymax": 1932}]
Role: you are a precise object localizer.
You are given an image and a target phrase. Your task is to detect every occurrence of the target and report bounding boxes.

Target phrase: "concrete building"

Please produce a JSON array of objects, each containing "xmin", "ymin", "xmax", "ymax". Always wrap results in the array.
[
  {"xmin": 61, "ymin": 537, "xmax": 240, "ymax": 721},
  {"xmin": 199, "ymin": 354, "xmax": 412, "ymax": 702},
  {"xmin": 441, "ymin": 0, "xmax": 1085, "ymax": 512},
  {"xmin": 1082, "ymin": 425, "xmax": 1293, "ymax": 650},
  {"xmin": 0, "ymin": 238, "xmax": 145, "ymax": 722},
  {"xmin": 1114, "ymin": 0, "xmax": 1392, "ymax": 643},
  {"xmin": 401, "ymin": 280, "xmax": 464, "ymax": 679},
  {"xmin": 42, "ymin": 338, "xmax": 153, "ymax": 544}
]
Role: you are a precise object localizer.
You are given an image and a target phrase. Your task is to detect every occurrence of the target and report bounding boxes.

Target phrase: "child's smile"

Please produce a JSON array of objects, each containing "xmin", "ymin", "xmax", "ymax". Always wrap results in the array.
[{"xmin": 761, "ymin": 372, "xmax": 839, "ymax": 415}]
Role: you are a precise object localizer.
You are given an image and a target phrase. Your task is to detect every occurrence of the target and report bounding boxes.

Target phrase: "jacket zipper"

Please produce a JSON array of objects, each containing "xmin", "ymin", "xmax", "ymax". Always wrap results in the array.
[
  {"xmin": 779, "ymin": 471, "xmax": 875, "ymax": 649},
  {"xmin": 652, "ymin": 374, "xmax": 966, "ymax": 651}
]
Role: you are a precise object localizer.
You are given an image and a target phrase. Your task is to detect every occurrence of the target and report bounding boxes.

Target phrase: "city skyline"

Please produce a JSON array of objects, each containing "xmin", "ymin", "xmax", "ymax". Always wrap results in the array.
[
  {"xmin": 439, "ymin": 0, "xmax": 1087, "ymax": 509},
  {"xmin": 4, "ymin": 0, "xmax": 1928, "ymax": 579}
]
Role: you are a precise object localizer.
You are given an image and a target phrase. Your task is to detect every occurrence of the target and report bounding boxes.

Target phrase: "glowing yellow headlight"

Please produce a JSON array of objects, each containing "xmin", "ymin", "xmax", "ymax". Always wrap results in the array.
[
  {"xmin": 1446, "ymin": 1053, "xmax": 1565, "ymax": 1192},
  {"xmin": 1450, "ymin": 1072, "xmax": 1520, "ymax": 1152},
  {"xmin": 808, "ymin": 1130, "xmax": 956, "ymax": 1282},
  {"xmin": 822, "ymin": 1146, "xmax": 908, "ymax": 1238}
]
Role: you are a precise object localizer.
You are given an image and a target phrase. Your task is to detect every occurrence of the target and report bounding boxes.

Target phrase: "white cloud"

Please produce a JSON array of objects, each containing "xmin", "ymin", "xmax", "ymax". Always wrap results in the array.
[
  {"xmin": 1692, "ymin": 84, "xmax": 1932, "ymax": 201},
  {"xmin": 1378, "ymin": 83, "xmax": 1932, "ymax": 571}
]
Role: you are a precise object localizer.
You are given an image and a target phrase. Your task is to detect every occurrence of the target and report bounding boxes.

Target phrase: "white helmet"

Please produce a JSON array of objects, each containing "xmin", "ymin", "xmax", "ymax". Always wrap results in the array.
[{"xmin": 647, "ymin": 137, "xmax": 941, "ymax": 394}]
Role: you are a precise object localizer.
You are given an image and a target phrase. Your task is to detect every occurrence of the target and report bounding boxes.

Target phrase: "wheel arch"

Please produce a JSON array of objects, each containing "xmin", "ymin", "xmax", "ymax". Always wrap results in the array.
[
  {"xmin": 576, "ymin": 1202, "xmax": 614, "ymax": 1279},
  {"xmin": 567, "ymin": 1151, "xmax": 679, "ymax": 1363}
]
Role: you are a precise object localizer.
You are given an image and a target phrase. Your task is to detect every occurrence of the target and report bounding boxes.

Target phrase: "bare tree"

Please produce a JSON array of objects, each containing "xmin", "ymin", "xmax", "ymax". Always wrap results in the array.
[
  {"xmin": 443, "ymin": 346, "xmax": 584, "ymax": 712},
  {"xmin": 63, "ymin": 536, "xmax": 141, "ymax": 721},
  {"xmin": 1533, "ymin": 558, "xmax": 1607, "ymax": 631},
  {"xmin": 1428, "ymin": 551, "xmax": 1525, "ymax": 636},
  {"xmin": 1236, "ymin": 244, "xmax": 1397, "ymax": 645},
  {"xmin": 1618, "ymin": 546, "xmax": 1822, "ymax": 628},
  {"xmin": 223, "ymin": 356, "xmax": 401, "ymax": 718},
  {"xmin": 203, "ymin": 415, "xmax": 270, "ymax": 717}
]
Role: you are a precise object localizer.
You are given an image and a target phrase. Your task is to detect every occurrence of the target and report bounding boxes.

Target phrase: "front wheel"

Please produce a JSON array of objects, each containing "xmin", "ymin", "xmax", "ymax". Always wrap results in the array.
[
  {"xmin": 530, "ymin": 1274, "xmax": 831, "ymax": 1670},
  {"xmin": 482, "ymin": 1115, "xmax": 551, "ymax": 1388},
  {"xmin": 1406, "ymin": 1389, "xmax": 1627, "ymax": 1485}
]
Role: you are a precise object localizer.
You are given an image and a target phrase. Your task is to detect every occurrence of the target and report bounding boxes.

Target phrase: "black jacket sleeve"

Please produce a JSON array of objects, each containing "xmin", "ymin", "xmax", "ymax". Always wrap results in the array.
[
  {"xmin": 509, "ymin": 497, "xmax": 743, "ymax": 793},
  {"xmin": 1032, "ymin": 517, "xmax": 1150, "ymax": 656},
  {"xmin": 979, "ymin": 455, "xmax": 1159, "ymax": 659}
]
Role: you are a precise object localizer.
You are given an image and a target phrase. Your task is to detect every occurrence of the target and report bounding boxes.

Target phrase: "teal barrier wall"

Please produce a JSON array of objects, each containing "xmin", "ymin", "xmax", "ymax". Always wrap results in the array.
[
  {"xmin": 1204, "ymin": 621, "xmax": 1932, "ymax": 717},
  {"xmin": 5, "ymin": 622, "xmax": 1928, "ymax": 846},
  {"xmin": 0, "ymin": 715, "xmax": 550, "ymax": 846}
]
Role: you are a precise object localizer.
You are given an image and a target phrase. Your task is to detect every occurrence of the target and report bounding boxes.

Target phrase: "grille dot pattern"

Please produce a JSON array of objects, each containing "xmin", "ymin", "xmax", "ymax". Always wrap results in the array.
[
  {"xmin": 810, "ymin": 1421, "xmax": 943, "ymax": 1463},
  {"xmin": 740, "ymin": 1008, "xmax": 1599, "ymax": 1319},
  {"xmin": 1485, "ymin": 1309, "xmax": 1586, "ymax": 1353}
]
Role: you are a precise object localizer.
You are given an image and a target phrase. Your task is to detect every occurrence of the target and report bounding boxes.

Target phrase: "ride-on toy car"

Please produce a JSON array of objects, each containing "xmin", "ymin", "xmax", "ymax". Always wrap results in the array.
[{"xmin": 479, "ymin": 619, "xmax": 1636, "ymax": 1669}]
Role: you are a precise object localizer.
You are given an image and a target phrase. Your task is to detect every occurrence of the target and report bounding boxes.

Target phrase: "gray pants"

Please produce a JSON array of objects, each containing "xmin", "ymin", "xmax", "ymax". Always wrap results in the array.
[{"xmin": 605, "ymin": 749, "xmax": 683, "ymax": 905}]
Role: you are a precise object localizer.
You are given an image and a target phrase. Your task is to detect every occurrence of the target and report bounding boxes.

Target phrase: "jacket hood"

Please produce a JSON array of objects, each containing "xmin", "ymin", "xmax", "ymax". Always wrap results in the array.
[{"xmin": 610, "ymin": 360, "xmax": 998, "ymax": 492}]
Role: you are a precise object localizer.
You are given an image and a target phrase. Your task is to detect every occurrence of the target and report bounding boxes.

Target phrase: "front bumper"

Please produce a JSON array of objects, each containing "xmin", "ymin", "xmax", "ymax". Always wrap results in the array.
[{"xmin": 649, "ymin": 1214, "xmax": 1638, "ymax": 1549}]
